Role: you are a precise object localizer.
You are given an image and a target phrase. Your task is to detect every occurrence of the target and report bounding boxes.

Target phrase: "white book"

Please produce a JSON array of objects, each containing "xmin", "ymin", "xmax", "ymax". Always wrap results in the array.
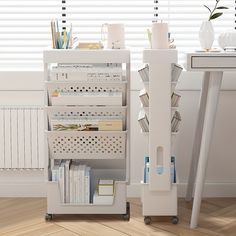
[
  {"xmin": 69, "ymin": 164, "xmax": 75, "ymax": 203},
  {"xmin": 64, "ymin": 160, "xmax": 71, "ymax": 203},
  {"xmin": 74, "ymin": 164, "xmax": 79, "ymax": 203},
  {"xmin": 58, "ymin": 161, "xmax": 66, "ymax": 203},
  {"xmin": 84, "ymin": 166, "xmax": 91, "ymax": 204},
  {"xmin": 51, "ymin": 165, "xmax": 59, "ymax": 181},
  {"xmin": 78, "ymin": 165, "xmax": 86, "ymax": 203}
]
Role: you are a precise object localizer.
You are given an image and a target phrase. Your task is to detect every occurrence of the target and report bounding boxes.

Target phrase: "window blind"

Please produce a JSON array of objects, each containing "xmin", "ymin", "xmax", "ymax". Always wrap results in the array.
[
  {"xmin": 0, "ymin": 0, "xmax": 155, "ymax": 69},
  {"xmin": 156, "ymin": 0, "xmax": 235, "ymax": 62},
  {"xmin": 0, "ymin": 0, "xmax": 62, "ymax": 70}
]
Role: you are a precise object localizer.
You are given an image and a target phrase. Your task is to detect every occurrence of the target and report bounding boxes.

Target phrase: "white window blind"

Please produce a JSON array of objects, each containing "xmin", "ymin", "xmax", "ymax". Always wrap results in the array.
[
  {"xmin": 157, "ymin": 0, "xmax": 235, "ymax": 62},
  {"xmin": 0, "ymin": 0, "xmax": 62, "ymax": 70},
  {"xmin": 0, "ymin": 0, "xmax": 155, "ymax": 69}
]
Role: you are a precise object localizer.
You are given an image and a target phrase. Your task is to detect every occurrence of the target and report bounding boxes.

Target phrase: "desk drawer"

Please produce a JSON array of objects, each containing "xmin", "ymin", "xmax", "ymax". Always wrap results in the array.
[{"xmin": 191, "ymin": 56, "xmax": 236, "ymax": 69}]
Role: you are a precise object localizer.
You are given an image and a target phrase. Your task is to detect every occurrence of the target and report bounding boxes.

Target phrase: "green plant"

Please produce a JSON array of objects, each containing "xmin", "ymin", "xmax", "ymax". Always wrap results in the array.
[{"xmin": 204, "ymin": 0, "xmax": 228, "ymax": 21}]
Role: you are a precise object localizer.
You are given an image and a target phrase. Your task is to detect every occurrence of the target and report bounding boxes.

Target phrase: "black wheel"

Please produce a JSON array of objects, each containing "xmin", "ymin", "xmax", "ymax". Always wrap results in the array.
[
  {"xmin": 122, "ymin": 202, "xmax": 130, "ymax": 221},
  {"xmin": 45, "ymin": 213, "xmax": 53, "ymax": 221},
  {"xmin": 144, "ymin": 216, "xmax": 151, "ymax": 225},
  {"xmin": 171, "ymin": 216, "xmax": 179, "ymax": 224}
]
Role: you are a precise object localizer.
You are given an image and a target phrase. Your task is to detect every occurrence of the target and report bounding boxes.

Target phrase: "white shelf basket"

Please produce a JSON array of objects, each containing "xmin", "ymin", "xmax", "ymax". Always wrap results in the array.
[
  {"xmin": 46, "ymin": 81, "xmax": 127, "ymax": 106},
  {"xmin": 47, "ymin": 131, "xmax": 127, "ymax": 159},
  {"xmin": 46, "ymin": 106, "xmax": 127, "ymax": 131}
]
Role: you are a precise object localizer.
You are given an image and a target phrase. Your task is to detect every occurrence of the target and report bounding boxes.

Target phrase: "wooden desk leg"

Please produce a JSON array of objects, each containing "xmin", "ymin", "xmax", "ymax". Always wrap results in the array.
[
  {"xmin": 190, "ymin": 71, "xmax": 223, "ymax": 228},
  {"xmin": 186, "ymin": 72, "xmax": 210, "ymax": 201}
]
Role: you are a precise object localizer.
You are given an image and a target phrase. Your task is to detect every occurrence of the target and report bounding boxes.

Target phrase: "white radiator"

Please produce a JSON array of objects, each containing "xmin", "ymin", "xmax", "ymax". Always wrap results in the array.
[{"xmin": 0, "ymin": 107, "xmax": 44, "ymax": 169}]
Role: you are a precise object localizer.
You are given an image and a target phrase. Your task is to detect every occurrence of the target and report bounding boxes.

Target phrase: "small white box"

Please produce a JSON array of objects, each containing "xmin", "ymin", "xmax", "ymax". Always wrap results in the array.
[
  {"xmin": 98, "ymin": 179, "xmax": 114, "ymax": 196},
  {"xmin": 93, "ymin": 191, "xmax": 114, "ymax": 205}
]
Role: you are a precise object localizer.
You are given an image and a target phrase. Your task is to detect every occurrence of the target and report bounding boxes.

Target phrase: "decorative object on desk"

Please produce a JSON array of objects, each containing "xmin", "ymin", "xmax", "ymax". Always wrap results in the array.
[
  {"xmin": 199, "ymin": 0, "xmax": 228, "ymax": 51},
  {"xmin": 101, "ymin": 23, "xmax": 125, "ymax": 49},
  {"xmin": 151, "ymin": 21, "xmax": 169, "ymax": 49},
  {"xmin": 51, "ymin": 19, "xmax": 72, "ymax": 49},
  {"xmin": 218, "ymin": 31, "xmax": 236, "ymax": 50}
]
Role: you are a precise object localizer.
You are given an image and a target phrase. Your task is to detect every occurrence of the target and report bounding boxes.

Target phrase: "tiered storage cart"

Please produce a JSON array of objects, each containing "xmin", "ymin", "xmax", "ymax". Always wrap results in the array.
[
  {"xmin": 139, "ymin": 49, "xmax": 181, "ymax": 225},
  {"xmin": 43, "ymin": 49, "xmax": 130, "ymax": 220}
]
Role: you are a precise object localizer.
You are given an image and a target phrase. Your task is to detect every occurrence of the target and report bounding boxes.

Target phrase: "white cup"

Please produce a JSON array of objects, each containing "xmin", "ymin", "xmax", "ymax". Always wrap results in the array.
[
  {"xmin": 151, "ymin": 22, "xmax": 169, "ymax": 49},
  {"xmin": 101, "ymin": 23, "xmax": 125, "ymax": 49}
]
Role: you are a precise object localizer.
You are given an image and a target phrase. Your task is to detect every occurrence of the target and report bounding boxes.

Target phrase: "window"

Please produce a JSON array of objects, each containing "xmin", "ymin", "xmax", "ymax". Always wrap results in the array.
[
  {"xmin": 0, "ymin": 0, "xmax": 155, "ymax": 69},
  {"xmin": 0, "ymin": 0, "xmax": 235, "ymax": 69},
  {"xmin": 156, "ymin": 0, "xmax": 235, "ymax": 62}
]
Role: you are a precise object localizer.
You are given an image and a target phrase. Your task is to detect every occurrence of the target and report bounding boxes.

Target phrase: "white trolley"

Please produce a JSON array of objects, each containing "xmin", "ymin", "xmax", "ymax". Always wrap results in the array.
[
  {"xmin": 140, "ymin": 49, "xmax": 180, "ymax": 225},
  {"xmin": 43, "ymin": 49, "xmax": 130, "ymax": 220}
]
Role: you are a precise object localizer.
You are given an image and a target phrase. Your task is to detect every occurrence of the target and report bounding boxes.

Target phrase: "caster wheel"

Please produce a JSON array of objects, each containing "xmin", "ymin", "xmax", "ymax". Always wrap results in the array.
[
  {"xmin": 171, "ymin": 216, "xmax": 179, "ymax": 224},
  {"xmin": 122, "ymin": 202, "xmax": 130, "ymax": 221},
  {"xmin": 45, "ymin": 213, "xmax": 53, "ymax": 221},
  {"xmin": 144, "ymin": 216, "xmax": 151, "ymax": 225}
]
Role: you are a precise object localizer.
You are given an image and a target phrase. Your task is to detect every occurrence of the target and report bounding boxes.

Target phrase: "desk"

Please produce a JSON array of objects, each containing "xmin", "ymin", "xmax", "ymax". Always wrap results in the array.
[{"xmin": 185, "ymin": 52, "xmax": 236, "ymax": 228}]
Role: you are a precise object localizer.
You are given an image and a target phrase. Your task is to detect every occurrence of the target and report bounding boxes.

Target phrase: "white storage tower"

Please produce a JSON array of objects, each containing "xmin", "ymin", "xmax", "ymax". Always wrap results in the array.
[
  {"xmin": 43, "ymin": 49, "xmax": 130, "ymax": 220},
  {"xmin": 141, "ymin": 49, "xmax": 179, "ymax": 224}
]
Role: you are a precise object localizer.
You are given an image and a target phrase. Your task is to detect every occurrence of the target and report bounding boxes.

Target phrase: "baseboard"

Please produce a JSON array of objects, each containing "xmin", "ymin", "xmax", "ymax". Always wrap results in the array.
[{"xmin": 127, "ymin": 182, "xmax": 236, "ymax": 198}]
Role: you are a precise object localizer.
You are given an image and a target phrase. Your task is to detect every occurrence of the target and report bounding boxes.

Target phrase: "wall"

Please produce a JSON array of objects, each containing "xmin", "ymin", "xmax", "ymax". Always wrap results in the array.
[{"xmin": 0, "ymin": 70, "xmax": 236, "ymax": 198}]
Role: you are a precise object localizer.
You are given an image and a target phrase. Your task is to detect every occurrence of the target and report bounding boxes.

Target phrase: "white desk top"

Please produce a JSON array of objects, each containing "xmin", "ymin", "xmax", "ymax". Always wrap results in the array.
[{"xmin": 186, "ymin": 51, "xmax": 236, "ymax": 71}]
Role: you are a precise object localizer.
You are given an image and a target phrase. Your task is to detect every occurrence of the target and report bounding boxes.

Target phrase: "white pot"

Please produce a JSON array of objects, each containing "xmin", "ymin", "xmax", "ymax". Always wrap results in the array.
[
  {"xmin": 199, "ymin": 21, "xmax": 214, "ymax": 50},
  {"xmin": 218, "ymin": 31, "xmax": 236, "ymax": 49}
]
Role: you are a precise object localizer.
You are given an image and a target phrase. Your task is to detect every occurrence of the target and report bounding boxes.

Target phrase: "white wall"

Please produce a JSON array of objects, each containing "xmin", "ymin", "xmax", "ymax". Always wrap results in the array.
[{"xmin": 1, "ymin": 70, "xmax": 236, "ymax": 197}]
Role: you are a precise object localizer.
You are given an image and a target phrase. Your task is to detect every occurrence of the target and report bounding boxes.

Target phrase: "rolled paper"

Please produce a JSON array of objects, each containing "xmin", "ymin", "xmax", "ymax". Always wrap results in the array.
[{"xmin": 151, "ymin": 22, "xmax": 169, "ymax": 49}]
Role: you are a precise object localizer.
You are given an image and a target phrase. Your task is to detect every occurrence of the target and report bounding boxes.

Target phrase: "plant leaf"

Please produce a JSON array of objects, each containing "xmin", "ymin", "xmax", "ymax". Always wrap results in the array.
[
  {"xmin": 204, "ymin": 5, "xmax": 212, "ymax": 13},
  {"xmin": 216, "ymin": 6, "xmax": 228, "ymax": 9},
  {"xmin": 210, "ymin": 12, "xmax": 223, "ymax": 20}
]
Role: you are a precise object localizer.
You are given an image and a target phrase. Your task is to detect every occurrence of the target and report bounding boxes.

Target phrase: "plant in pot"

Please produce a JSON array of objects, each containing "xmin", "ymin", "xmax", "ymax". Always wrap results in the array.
[{"xmin": 199, "ymin": 0, "xmax": 228, "ymax": 51}]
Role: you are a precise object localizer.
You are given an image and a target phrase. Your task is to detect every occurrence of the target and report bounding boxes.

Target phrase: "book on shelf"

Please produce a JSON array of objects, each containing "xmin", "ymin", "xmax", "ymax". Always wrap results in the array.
[
  {"xmin": 138, "ymin": 64, "xmax": 149, "ymax": 82},
  {"xmin": 171, "ymin": 92, "xmax": 181, "ymax": 107},
  {"xmin": 51, "ymin": 117, "xmax": 123, "ymax": 131},
  {"xmin": 138, "ymin": 110, "xmax": 149, "ymax": 132},
  {"xmin": 171, "ymin": 156, "xmax": 176, "ymax": 184},
  {"xmin": 143, "ymin": 156, "xmax": 150, "ymax": 184},
  {"xmin": 143, "ymin": 156, "xmax": 176, "ymax": 184},
  {"xmin": 93, "ymin": 190, "xmax": 114, "ymax": 205},
  {"xmin": 50, "ymin": 91, "xmax": 123, "ymax": 106},
  {"xmin": 98, "ymin": 179, "xmax": 114, "ymax": 196},
  {"xmin": 52, "ymin": 160, "xmax": 91, "ymax": 204},
  {"xmin": 171, "ymin": 63, "xmax": 183, "ymax": 82},
  {"xmin": 139, "ymin": 89, "xmax": 149, "ymax": 107},
  {"xmin": 171, "ymin": 111, "xmax": 181, "ymax": 133},
  {"xmin": 50, "ymin": 63, "xmax": 122, "ymax": 82}
]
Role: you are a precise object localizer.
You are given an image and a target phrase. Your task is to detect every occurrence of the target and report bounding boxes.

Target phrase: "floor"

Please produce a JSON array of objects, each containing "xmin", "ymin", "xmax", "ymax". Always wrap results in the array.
[{"xmin": 0, "ymin": 198, "xmax": 236, "ymax": 236}]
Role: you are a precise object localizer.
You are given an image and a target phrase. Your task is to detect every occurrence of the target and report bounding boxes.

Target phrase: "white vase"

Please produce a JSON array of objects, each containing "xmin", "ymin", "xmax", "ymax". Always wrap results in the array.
[
  {"xmin": 199, "ymin": 21, "xmax": 214, "ymax": 50},
  {"xmin": 218, "ymin": 31, "xmax": 236, "ymax": 49}
]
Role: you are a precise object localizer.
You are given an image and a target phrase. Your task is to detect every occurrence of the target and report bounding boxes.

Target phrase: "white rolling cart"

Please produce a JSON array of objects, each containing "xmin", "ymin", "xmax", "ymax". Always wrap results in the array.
[
  {"xmin": 43, "ymin": 49, "xmax": 130, "ymax": 220},
  {"xmin": 140, "ymin": 49, "xmax": 181, "ymax": 225}
]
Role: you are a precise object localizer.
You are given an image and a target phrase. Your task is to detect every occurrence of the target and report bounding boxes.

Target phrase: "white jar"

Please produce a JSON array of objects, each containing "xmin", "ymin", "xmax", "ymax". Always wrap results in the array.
[{"xmin": 218, "ymin": 31, "xmax": 236, "ymax": 49}]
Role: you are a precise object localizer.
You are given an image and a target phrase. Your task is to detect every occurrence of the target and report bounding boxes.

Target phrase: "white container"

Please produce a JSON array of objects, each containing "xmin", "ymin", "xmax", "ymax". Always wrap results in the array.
[
  {"xmin": 102, "ymin": 23, "xmax": 125, "ymax": 49},
  {"xmin": 218, "ymin": 31, "xmax": 236, "ymax": 49},
  {"xmin": 151, "ymin": 22, "xmax": 169, "ymax": 49},
  {"xmin": 199, "ymin": 21, "xmax": 214, "ymax": 50}
]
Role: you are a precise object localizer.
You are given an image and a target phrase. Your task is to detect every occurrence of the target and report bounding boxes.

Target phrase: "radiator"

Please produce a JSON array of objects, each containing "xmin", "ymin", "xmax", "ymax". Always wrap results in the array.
[{"xmin": 0, "ymin": 107, "xmax": 44, "ymax": 169}]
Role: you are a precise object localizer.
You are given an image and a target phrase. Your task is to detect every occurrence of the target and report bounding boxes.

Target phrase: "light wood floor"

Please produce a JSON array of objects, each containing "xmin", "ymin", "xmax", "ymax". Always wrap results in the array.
[{"xmin": 0, "ymin": 198, "xmax": 236, "ymax": 236}]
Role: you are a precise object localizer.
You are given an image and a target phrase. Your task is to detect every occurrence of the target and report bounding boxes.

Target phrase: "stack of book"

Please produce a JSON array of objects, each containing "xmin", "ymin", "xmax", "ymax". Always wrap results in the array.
[
  {"xmin": 171, "ymin": 63, "xmax": 183, "ymax": 82},
  {"xmin": 138, "ymin": 64, "xmax": 149, "ymax": 82},
  {"xmin": 171, "ymin": 156, "xmax": 176, "ymax": 183},
  {"xmin": 51, "ymin": 117, "xmax": 123, "ymax": 131},
  {"xmin": 171, "ymin": 92, "xmax": 181, "ymax": 107},
  {"xmin": 93, "ymin": 179, "xmax": 114, "ymax": 205},
  {"xmin": 143, "ymin": 156, "xmax": 150, "ymax": 183},
  {"xmin": 139, "ymin": 89, "xmax": 149, "ymax": 107},
  {"xmin": 50, "ymin": 63, "xmax": 122, "ymax": 82},
  {"xmin": 138, "ymin": 110, "xmax": 149, "ymax": 132},
  {"xmin": 51, "ymin": 160, "xmax": 91, "ymax": 204},
  {"xmin": 171, "ymin": 111, "xmax": 181, "ymax": 133}
]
